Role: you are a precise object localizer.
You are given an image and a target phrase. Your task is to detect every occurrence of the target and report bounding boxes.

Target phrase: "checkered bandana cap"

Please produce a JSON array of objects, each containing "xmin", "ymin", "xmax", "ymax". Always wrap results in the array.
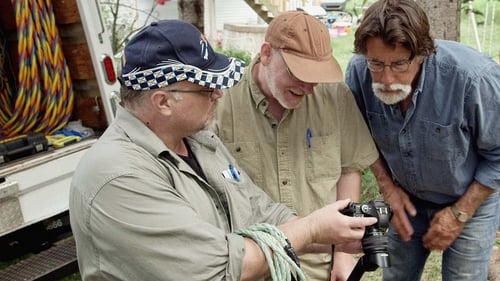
[{"xmin": 119, "ymin": 20, "xmax": 245, "ymax": 90}]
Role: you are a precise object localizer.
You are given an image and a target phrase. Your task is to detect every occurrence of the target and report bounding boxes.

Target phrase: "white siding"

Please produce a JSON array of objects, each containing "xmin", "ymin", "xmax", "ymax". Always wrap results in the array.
[{"xmin": 214, "ymin": 0, "xmax": 263, "ymax": 30}]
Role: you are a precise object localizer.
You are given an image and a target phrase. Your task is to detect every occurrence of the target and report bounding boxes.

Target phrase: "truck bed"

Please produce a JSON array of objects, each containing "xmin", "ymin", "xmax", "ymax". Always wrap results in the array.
[{"xmin": 0, "ymin": 139, "xmax": 96, "ymax": 237}]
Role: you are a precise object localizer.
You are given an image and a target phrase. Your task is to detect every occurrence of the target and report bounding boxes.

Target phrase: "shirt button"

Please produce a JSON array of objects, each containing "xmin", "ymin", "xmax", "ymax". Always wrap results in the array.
[
  {"xmin": 282, "ymin": 180, "xmax": 288, "ymax": 185},
  {"xmin": 235, "ymin": 147, "xmax": 241, "ymax": 152},
  {"xmin": 404, "ymin": 151, "xmax": 412, "ymax": 157}
]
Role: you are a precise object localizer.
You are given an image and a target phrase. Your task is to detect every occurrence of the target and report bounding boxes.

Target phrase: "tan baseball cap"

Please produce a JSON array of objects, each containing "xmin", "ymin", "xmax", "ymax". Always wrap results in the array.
[{"xmin": 265, "ymin": 11, "xmax": 343, "ymax": 83}]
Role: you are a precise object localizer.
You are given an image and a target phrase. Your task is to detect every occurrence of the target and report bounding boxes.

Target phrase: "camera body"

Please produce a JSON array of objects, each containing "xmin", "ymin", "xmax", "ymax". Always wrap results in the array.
[
  {"xmin": 341, "ymin": 199, "xmax": 393, "ymax": 269},
  {"xmin": 341, "ymin": 199, "xmax": 392, "ymax": 229}
]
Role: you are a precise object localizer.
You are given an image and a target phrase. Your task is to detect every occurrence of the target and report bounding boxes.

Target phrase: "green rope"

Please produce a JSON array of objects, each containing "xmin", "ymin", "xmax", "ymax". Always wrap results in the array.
[{"xmin": 235, "ymin": 223, "xmax": 306, "ymax": 281}]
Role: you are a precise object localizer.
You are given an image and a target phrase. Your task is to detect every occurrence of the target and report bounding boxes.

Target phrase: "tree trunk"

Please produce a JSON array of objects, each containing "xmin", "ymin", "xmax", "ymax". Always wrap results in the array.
[
  {"xmin": 177, "ymin": 0, "xmax": 204, "ymax": 33},
  {"xmin": 416, "ymin": 0, "xmax": 461, "ymax": 41}
]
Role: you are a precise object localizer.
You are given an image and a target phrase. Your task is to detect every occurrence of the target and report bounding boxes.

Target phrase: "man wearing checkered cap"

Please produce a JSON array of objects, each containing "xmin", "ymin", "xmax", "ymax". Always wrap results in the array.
[{"xmin": 69, "ymin": 19, "xmax": 377, "ymax": 281}]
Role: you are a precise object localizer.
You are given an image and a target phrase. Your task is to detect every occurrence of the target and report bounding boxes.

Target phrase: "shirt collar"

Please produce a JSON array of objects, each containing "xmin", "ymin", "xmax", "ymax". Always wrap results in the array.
[
  {"xmin": 417, "ymin": 54, "xmax": 431, "ymax": 95},
  {"xmin": 247, "ymin": 54, "xmax": 291, "ymax": 119},
  {"xmin": 115, "ymin": 106, "xmax": 217, "ymax": 161},
  {"xmin": 247, "ymin": 55, "xmax": 268, "ymax": 111}
]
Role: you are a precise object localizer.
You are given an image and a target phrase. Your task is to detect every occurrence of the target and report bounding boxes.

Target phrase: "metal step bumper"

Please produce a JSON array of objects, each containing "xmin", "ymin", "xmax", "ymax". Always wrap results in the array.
[{"xmin": 0, "ymin": 237, "xmax": 78, "ymax": 281}]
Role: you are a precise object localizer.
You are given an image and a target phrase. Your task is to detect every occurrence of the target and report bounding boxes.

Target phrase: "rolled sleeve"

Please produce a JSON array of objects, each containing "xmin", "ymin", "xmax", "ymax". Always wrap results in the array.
[
  {"xmin": 226, "ymin": 233, "xmax": 246, "ymax": 281},
  {"xmin": 471, "ymin": 63, "xmax": 500, "ymax": 191}
]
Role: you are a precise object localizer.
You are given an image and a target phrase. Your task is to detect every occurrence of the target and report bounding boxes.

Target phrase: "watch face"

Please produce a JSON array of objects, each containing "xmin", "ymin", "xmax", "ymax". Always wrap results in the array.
[
  {"xmin": 458, "ymin": 213, "xmax": 470, "ymax": 222},
  {"xmin": 451, "ymin": 206, "xmax": 470, "ymax": 223},
  {"xmin": 457, "ymin": 214, "xmax": 468, "ymax": 222}
]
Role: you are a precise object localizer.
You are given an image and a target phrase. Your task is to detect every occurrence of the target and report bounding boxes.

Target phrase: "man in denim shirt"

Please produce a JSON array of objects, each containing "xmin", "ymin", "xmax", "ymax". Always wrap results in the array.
[{"xmin": 345, "ymin": 0, "xmax": 500, "ymax": 280}]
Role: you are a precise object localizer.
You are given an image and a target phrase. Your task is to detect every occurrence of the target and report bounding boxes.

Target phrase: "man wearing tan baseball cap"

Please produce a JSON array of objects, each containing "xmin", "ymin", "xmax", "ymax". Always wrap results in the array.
[
  {"xmin": 266, "ymin": 10, "xmax": 343, "ymax": 83},
  {"xmin": 216, "ymin": 11, "xmax": 378, "ymax": 281}
]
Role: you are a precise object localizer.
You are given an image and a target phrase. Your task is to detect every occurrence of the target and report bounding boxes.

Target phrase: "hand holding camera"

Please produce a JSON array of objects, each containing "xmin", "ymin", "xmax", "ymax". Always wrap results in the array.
[{"xmin": 341, "ymin": 199, "xmax": 393, "ymax": 281}]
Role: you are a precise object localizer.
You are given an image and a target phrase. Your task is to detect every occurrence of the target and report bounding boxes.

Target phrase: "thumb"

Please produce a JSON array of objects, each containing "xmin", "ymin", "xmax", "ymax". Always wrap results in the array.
[{"xmin": 336, "ymin": 198, "xmax": 352, "ymax": 211}]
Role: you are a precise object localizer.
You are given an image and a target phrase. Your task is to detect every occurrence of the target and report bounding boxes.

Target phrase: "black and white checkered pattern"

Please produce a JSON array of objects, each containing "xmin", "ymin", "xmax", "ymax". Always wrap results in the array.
[{"xmin": 121, "ymin": 59, "xmax": 245, "ymax": 91}]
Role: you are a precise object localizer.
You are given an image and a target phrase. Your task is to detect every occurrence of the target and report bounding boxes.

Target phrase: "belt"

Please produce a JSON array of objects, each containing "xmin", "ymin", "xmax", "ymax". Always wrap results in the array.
[{"xmin": 406, "ymin": 192, "xmax": 455, "ymax": 209}]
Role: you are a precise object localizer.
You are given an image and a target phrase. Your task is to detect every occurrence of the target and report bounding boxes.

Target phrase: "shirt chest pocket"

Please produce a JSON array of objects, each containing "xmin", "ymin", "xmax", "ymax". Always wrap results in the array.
[
  {"xmin": 305, "ymin": 134, "xmax": 341, "ymax": 183},
  {"xmin": 421, "ymin": 120, "xmax": 462, "ymax": 161},
  {"xmin": 366, "ymin": 111, "xmax": 400, "ymax": 155},
  {"xmin": 223, "ymin": 142, "xmax": 264, "ymax": 188}
]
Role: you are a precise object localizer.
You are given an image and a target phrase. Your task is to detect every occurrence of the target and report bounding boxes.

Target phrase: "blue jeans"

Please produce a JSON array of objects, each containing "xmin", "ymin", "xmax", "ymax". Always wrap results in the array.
[{"xmin": 382, "ymin": 192, "xmax": 499, "ymax": 281}]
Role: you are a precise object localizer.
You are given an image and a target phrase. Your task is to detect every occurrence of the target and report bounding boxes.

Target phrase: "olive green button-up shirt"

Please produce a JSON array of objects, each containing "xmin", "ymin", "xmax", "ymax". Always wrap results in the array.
[{"xmin": 216, "ymin": 57, "xmax": 379, "ymax": 281}]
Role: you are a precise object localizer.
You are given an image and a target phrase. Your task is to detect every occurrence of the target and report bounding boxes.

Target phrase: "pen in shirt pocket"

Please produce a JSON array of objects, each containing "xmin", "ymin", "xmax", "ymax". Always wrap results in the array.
[
  {"xmin": 222, "ymin": 165, "xmax": 239, "ymax": 182},
  {"xmin": 306, "ymin": 128, "xmax": 312, "ymax": 148}
]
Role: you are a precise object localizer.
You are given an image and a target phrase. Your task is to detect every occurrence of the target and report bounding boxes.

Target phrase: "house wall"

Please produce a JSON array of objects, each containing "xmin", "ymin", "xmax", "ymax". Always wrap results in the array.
[
  {"xmin": 204, "ymin": 0, "xmax": 267, "ymax": 56},
  {"xmin": 134, "ymin": 0, "xmax": 265, "ymax": 55},
  {"xmin": 222, "ymin": 23, "xmax": 266, "ymax": 56},
  {"xmin": 134, "ymin": 0, "xmax": 315, "ymax": 58}
]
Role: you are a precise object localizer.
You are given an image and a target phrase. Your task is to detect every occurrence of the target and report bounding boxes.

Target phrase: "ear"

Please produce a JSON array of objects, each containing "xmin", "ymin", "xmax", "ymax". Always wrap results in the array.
[
  {"xmin": 151, "ymin": 90, "xmax": 174, "ymax": 116},
  {"xmin": 260, "ymin": 42, "xmax": 273, "ymax": 66}
]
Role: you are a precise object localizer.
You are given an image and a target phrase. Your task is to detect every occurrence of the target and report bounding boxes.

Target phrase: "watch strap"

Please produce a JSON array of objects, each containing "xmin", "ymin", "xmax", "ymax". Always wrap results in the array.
[{"xmin": 450, "ymin": 205, "xmax": 471, "ymax": 223}]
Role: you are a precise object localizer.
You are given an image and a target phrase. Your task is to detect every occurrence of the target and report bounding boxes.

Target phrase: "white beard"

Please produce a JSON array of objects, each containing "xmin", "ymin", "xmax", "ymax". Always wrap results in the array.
[{"xmin": 372, "ymin": 83, "xmax": 412, "ymax": 105}]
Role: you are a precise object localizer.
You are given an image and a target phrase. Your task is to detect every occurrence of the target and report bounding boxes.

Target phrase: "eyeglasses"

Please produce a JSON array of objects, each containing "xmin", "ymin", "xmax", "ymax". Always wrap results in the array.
[
  {"xmin": 277, "ymin": 48, "xmax": 304, "ymax": 83},
  {"xmin": 285, "ymin": 65, "xmax": 302, "ymax": 82},
  {"xmin": 168, "ymin": 88, "xmax": 217, "ymax": 99},
  {"xmin": 366, "ymin": 58, "xmax": 412, "ymax": 73}
]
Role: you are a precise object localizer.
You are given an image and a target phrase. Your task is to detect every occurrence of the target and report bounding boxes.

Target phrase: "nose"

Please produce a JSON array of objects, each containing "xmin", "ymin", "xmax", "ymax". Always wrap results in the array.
[
  {"xmin": 301, "ymin": 82, "xmax": 317, "ymax": 94},
  {"xmin": 379, "ymin": 68, "xmax": 396, "ymax": 85},
  {"xmin": 210, "ymin": 89, "xmax": 224, "ymax": 100}
]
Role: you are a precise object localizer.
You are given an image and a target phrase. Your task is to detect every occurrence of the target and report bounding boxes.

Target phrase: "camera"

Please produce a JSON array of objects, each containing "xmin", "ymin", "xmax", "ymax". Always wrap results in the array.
[{"xmin": 341, "ymin": 199, "xmax": 393, "ymax": 272}]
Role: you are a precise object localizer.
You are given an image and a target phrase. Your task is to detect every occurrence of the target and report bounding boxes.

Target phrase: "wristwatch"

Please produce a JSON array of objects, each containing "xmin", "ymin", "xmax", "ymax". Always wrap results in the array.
[{"xmin": 450, "ymin": 205, "xmax": 471, "ymax": 223}]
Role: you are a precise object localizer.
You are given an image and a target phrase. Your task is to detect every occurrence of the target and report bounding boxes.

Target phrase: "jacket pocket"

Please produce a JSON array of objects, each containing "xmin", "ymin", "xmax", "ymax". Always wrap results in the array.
[{"xmin": 223, "ymin": 142, "xmax": 264, "ymax": 188}]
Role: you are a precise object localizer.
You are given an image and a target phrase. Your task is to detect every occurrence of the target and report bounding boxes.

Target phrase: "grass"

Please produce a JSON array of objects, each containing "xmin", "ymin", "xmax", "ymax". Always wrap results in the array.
[
  {"xmin": 331, "ymin": 31, "xmax": 357, "ymax": 74},
  {"xmin": 460, "ymin": 0, "xmax": 500, "ymax": 62}
]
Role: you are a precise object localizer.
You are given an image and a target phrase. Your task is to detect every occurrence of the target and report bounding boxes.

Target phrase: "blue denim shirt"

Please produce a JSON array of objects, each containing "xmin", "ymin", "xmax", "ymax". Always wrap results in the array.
[{"xmin": 345, "ymin": 40, "xmax": 500, "ymax": 204}]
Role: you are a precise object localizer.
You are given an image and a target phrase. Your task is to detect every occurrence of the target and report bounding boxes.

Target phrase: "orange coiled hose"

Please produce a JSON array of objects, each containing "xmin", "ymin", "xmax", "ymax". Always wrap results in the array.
[{"xmin": 0, "ymin": 0, "xmax": 74, "ymax": 138}]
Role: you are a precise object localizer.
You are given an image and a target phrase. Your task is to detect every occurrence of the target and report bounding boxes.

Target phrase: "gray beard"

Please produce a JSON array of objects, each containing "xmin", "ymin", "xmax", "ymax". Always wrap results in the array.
[{"xmin": 372, "ymin": 82, "xmax": 412, "ymax": 105}]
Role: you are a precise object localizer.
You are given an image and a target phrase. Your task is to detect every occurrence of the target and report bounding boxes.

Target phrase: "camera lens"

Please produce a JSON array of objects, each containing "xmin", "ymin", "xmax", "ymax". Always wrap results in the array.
[{"xmin": 362, "ymin": 229, "xmax": 391, "ymax": 268}]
